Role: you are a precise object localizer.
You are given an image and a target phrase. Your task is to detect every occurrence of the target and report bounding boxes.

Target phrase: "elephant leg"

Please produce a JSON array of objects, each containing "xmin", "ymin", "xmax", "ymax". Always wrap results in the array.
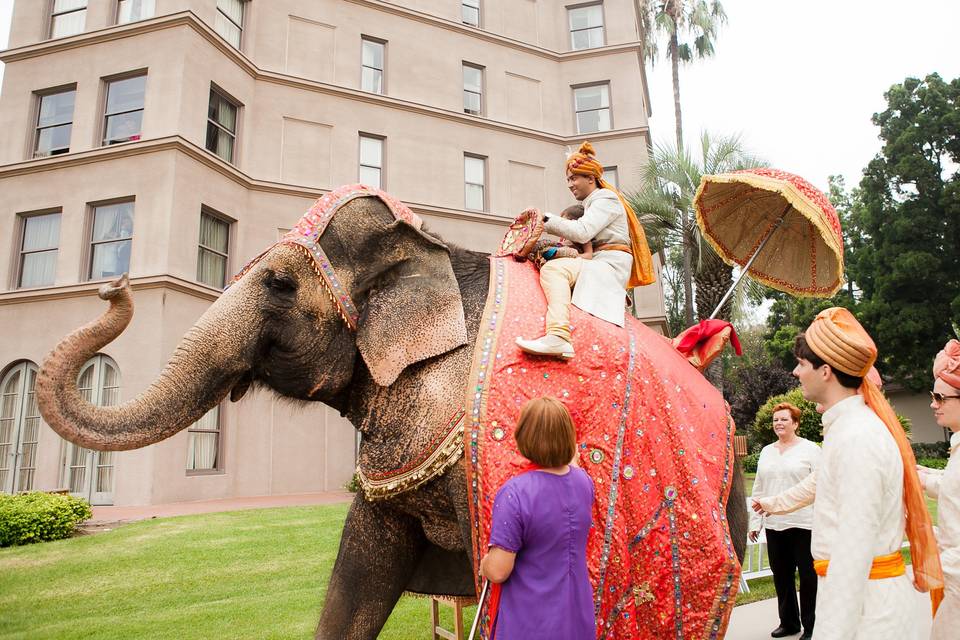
[
  {"xmin": 315, "ymin": 494, "xmax": 424, "ymax": 640},
  {"xmin": 726, "ymin": 457, "xmax": 748, "ymax": 563}
]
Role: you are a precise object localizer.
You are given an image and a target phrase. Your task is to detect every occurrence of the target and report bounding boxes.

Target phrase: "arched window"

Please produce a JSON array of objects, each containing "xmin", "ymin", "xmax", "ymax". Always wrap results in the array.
[
  {"xmin": 0, "ymin": 361, "xmax": 43, "ymax": 493},
  {"xmin": 63, "ymin": 354, "xmax": 119, "ymax": 504}
]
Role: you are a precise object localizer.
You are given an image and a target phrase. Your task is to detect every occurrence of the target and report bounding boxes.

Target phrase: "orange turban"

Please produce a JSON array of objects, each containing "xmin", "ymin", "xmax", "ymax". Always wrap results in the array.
[
  {"xmin": 804, "ymin": 307, "xmax": 944, "ymax": 613},
  {"xmin": 566, "ymin": 142, "xmax": 655, "ymax": 288},
  {"xmin": 934, "ymin": 339, "xmax": 960, "ymax": 389}
]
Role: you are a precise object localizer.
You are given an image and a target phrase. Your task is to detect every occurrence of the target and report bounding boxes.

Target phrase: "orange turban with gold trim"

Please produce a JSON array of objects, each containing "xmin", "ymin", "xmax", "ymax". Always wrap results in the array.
[
  {"xmin": 566, "ymin": 142, "xmax": 655, "ymax": 288},
  {"xmin": 804, "ymin": 307, "xmax": 944, "ymax": 613}
]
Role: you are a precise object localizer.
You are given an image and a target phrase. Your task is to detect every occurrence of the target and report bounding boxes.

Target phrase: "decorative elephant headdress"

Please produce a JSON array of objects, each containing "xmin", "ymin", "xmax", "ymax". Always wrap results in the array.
[{"xmin": 231, "ymin": 184, "xmax": 468, "ymax": 386}]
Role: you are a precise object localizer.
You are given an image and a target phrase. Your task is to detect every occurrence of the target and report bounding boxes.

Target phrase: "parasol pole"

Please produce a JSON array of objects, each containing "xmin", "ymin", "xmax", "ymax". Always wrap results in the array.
[
  {"xmin": 467, "ymin": 579, "xmax": 490, "ymax": 640},
  {"xmin": 709, "ymin": 203, "xmax": 792, "ymax": 319}
]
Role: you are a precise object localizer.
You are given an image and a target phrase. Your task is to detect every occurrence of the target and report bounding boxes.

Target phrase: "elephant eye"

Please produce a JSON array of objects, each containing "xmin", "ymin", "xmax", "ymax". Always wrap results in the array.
[{"xmin": 266, "ymin": 272, "xmax": 297, "ymax": 295}]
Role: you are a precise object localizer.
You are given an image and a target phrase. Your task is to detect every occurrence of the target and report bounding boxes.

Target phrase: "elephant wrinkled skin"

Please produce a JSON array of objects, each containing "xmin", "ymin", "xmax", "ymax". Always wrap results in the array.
[{"xmin": 37, "ymin": 196, "xmax": 747, "ymax": 639}]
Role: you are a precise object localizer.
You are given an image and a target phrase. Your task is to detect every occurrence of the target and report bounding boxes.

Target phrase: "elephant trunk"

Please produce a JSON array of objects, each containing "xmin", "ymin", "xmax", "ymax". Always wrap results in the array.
[{"xmin": 37, "ymin": 275, "xmax": 254, "ymax": 451}]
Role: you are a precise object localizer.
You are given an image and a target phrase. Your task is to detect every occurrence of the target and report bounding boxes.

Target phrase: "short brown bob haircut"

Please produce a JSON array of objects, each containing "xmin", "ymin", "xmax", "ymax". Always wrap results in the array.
[
  {"xmin": 772, "ymin": 402, "xmax": 801, "ymax": 424},
  {"xmin": 793, "ymin": 333, "xmax": 863, "ymax": 389},
  {"xmin": 514, "ymin": 396, "xmax": 577, "ymax": 468}
]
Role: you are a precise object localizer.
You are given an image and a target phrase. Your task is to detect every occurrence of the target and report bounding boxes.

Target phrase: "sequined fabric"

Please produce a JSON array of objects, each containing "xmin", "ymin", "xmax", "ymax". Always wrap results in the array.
[{"xmin": 466, "ymin": 257, "xmax": 740, "ymax": 640}]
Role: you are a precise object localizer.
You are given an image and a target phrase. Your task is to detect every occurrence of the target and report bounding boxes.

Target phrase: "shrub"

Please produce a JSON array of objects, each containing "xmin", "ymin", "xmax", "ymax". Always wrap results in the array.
[
  {"xmin": 344, "ymin": 473, "xmax": 360, "ymax": 493},
  {"xmin": 0, "ymin": 492, "xmax": 92, "ymax": 547},
  {"xmin": 917, "ymin": 457, "xmax": 948, "ymax": 470},
  {"xmin": 751, "ymin": 386, "xmax": 911, "ymax": 448},
  {"xmin": 912, "ymin": 441, "xmax": 949, "ymax": 459},
  {"xmin": 741, "ymin": 452, "xmax": 760, "ymax": 473}
]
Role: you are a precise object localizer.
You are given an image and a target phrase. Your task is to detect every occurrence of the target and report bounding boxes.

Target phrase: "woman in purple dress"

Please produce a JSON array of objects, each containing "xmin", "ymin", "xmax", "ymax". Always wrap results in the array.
[{"xmin": 480, "ymin": 396, "xmax": 596, "ymax": 639}]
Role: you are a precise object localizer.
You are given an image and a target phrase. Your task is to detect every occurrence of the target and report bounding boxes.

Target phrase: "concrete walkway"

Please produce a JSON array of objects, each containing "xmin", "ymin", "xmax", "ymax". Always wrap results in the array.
[{"xmin": 88, "ymin": 490, "xmax": 354, "ymax": 526}]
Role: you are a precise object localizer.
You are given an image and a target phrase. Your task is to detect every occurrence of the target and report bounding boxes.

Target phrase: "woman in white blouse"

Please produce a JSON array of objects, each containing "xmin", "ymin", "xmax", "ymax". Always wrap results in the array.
[
  {"xmin": 749, "ymin": 402, "xmax": 821, "ymax": 640},
  {"xmin": 918, "ymin": 339, "xmax": 960, "ymax": 640}
]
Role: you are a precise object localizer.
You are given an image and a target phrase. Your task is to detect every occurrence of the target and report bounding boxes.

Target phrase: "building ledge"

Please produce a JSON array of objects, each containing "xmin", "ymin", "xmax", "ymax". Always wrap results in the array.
[
  {"xmin": 0, "ymin": 11, "xmax": 649, "ymax": 145},
  {"xmin": 0, "ymin": 274, "xmax": 221, "ymax": 306}
]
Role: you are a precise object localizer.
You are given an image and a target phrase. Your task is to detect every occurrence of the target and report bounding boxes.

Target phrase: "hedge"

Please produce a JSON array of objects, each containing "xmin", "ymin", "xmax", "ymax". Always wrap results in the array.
[
  {"xmin": 0, "ymin": 491, "xmax": 92, "ymax": 547},
  {"xmin": 917, "ymin": 457, "xmax": 948, "ymax": 470}
]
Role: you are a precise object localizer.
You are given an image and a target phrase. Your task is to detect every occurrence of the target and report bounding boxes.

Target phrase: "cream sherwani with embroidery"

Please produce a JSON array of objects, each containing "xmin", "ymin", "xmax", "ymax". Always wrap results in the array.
[
  {"xmin": 922, "ymin": 431, "xmax": 960, "ymax": 640},
  {"xmin": 811, "ymin": 395, "xmax": 918, "ymax": 640}
]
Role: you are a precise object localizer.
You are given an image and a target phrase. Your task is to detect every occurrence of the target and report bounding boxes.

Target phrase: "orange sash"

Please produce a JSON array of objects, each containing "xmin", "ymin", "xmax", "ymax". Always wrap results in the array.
[
  {"xmin": 599, "ymin": 179, "xmax": 655, "ymax": 288},
  {"xmin": 812, "ymin": 551, "xmax": 905, "ymax": 579}
]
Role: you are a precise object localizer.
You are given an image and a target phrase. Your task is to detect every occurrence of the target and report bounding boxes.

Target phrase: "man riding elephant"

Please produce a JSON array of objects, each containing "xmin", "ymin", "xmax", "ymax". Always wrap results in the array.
[{"xmin": 516, "ymin": 141, "xmax": 656, "ymax": 359}]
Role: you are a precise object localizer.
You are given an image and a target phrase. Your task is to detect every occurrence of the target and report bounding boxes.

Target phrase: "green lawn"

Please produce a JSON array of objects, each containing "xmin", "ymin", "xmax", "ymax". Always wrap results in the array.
[{"xmin": 2, "ymin": 497, "xmax": 784, "ymax": 639}]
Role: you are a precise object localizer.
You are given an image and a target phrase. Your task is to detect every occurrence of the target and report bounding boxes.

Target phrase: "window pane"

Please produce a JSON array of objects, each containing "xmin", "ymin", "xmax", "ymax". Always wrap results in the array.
[
  {"xmin": 361, "ymin": 68, "xmax": 383, "ymax": 94},
  {"xmin": 38, "ymin": 91, "xmax": 75, "ymax": 127},
  {"xmin": 588, "ymin": 27, "xmax": 604, "ymax": 48},
  {"xmin": 465, "ymin": 184, "xmax": 484, "ymax": 210},
  {"xmin": 92, "ymin": 202, "xmax": 134, "ymax": 242},
  {"xmin": 54, "ymin": 0, "xmax": 86, "ymax": 11},
  {"xmin": 209, "ymin": 92, "xmax": 237, "ymax": 132},
  {"xmin": 359, "ymin": 137, "xmax": 382, "ymax": 167},
  {"xmin": 187, "ymin": 406, "xmax": 220, "ymax": 471},
  {"xmin": 464, "ymin": 91, "xmax": 481, "ymax": 115},
  {"xmin": 575, "ymin": 85, "xmax": 609, "ymax": 111},
  {"xmin": 362, "ymin": 40, "xmax": 384, "ymax": 69},
  {"xmin": 215, "ymin": 13, "xmax": 241, "ymax": 47},
  {"xmin": 462, "ymin": 0, "xmax": 479, "ymax": 26},
  {"xmin": 91, "ymin": 241, "xmax": 132, "ymax": 279},
  {"xmin": 117, "ymin": 0, "xmax": 155, "ymax": 23},
  {"xmin": 199, "ymin": 214, "xmax": 229, "ymax": 253},
  {"xmin": 577, "ymin": 108, "xmax": 610, "ymax": 133},
  {"xmin": 463, "ymin": 66, "xmax": 482, "ymax": 93},
  {"xmin": 206, "ymin": 123, "xmax": 235, "ymax": 162},
  {"xmin": 197, "ymin": 248, "xmax": 227, "ymax": 288},
  {"xmin": 23, "ymin": 214, "xmax": 61, "ymax": 251},
  {"xmin": 104, "ymin": 111, "xmax": 143, "ymax": 144},
  {"xmin": 464, "ymin": 156, "xmax": 485, "ymax": 184},
  {"xmin": 359, "ymin": 165, "xmax": 381, "ymax": 189},
  {"xmin": 51, "ymin": 10, "xmax": 86, "ymax": 38},
  {"xmin": 20, "ymin": 252, "xmax": 58, "ymax": 288},
  {"xmin": 35, "ymin": 124, "xmax": 73, "ymax": 156},
  {"xmin": 602, "ymin": 167, "xmax": 619, "ymax": 189},
  {"xmin": 106, "ymin": 76, "xmax": 146, "ymax": 114},
  {"xmin": 569, "ymin": 5, "xmax": 603, "ymax": 30},
  {"xmin": 217, "ymin": 0, "xmax": 244, "ymax": 25}
]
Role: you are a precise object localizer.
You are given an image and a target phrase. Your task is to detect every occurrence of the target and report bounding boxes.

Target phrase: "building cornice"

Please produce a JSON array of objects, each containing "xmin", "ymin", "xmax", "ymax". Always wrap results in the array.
[
  {"xmin": 0, "ymin": 12, "xmax": 650, "ymax": 147},
  {"xmin": 0, "ymin": 274, "xmax": 221, "ymax": 306},
  {"xmin": 0, "ymin": 136, "xmax": 519, "ymax": 226}
]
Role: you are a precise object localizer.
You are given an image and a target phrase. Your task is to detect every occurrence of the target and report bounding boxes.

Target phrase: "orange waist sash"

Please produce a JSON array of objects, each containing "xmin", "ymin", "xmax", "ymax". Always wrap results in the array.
[
  {"xmin": 594, "ymin": 243, "xmax": 632, "ymax": 255},
  {"xmin": 813, "ymin": 551, "xmax": 905, "ymax": 579}
]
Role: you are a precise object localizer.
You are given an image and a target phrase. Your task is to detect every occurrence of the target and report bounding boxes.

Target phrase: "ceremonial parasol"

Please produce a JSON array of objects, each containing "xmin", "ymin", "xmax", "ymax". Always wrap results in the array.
[{"xmin": 694, "ymin": 168, "xmax": 845, "ymax": 318}]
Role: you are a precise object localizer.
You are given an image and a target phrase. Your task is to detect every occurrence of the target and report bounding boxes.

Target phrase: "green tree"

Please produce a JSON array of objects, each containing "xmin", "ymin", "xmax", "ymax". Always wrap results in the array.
[
  {"xmin": 848, "ymin": 74, "xmax": 960, "ymax": 390},
  {"xmin": 641, "ymin": 0, "xmax": 727, "ymax": 324}
]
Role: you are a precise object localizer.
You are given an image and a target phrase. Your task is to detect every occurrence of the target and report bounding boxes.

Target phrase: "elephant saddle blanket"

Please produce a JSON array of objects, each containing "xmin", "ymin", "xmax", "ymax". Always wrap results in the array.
[{"xmin": 464, "ymin": 256, "xmax": 740, "ymax": 640}]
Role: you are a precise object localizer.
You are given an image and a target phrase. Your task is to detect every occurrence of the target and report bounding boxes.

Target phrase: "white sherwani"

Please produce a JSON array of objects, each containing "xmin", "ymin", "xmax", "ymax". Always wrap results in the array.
[
  {"xmin": 543, "ymin": 188, "xmax": 632, "ymax": 327},
  {"xmin": 812, "ymin": 395, "xmax": 917, "ymax": 640},
  {"xmin": 922, "ymin": 431, "xmax": 960, "ymax": 640}
]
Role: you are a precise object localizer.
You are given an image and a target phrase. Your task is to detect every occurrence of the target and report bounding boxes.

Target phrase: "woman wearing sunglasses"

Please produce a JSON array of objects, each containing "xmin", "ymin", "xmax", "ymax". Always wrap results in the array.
[{"xmin": 918, "ymin": 339, "xmax": 960, "ymax": 639}]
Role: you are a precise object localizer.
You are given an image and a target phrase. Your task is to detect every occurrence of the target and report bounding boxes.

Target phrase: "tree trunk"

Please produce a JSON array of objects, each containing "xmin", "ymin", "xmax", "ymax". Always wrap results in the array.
[
  {"xmin": 694, "ymin": 257, "xmax": 735, "ymax": 392},
  {"xmin": 669, "ymin": 27, "xmax": 693, "ymax": 326}
]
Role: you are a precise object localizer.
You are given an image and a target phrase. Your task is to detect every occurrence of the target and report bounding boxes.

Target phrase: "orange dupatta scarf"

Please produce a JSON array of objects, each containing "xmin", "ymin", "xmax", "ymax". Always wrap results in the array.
[{"xmin": 599, "ymin": 179, "xmax": 656, "ymax": 288}]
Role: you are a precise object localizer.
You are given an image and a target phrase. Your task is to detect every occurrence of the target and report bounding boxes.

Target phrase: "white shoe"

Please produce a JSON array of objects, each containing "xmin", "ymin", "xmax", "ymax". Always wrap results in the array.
[{"xmin": 515, "ymin": 335, "xmax": 575, "ymax": 359}]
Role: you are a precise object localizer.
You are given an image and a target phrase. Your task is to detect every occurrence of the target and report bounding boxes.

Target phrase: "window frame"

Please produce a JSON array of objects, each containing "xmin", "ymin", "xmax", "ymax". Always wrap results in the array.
[
  {"xmin": 196, "ymin": 207, "xmax": 232, "ymax": 290},
  {"xmin": 32, "ymin": 84, "xmax": 77, "ymax": 159},
  {"xmin": 462, "ymin": 0, "xmax": 481, "ymax": 27},
  {"xmin": 462, "ymin": 62, "xmax": 485, "ymax": 116},
  {"xmin": 360, "ymin": 36, "xmax": 387, "ymax": 95},
  {"xmin": 358, "ymin": 133, "xmax": 385, "ymax": 189},
  {"xmin": 572, "ymin": 81, "xmax": 613, "ymax": 134},
  {"xmin": 567, "ymin": 2, "xmax": 606, "ymax": 51},
  {"xmin": 186, "ymin": 404, "xmax": 225, "ymax": 475},
  {"xmin": 100, "ymin": 71, "xmax": 147, "ymax": 147},
  {"xmin": 15, "ymin": 209, "xmax": 62, "ymax": 289},
  {"xmin": 215, "ymin": 0, "xmax": 246, "ymax": 49},
  {"xmin": 464, "ymin": 153, "xmax": 487, "ymax": 212},
  {"xmin": 85, "ymin": 198, "xmax": 135, "ymax": 282},
  {"xmin": 49, "ymin": 0, "xmax": 87, "ymax": 39},
  {"xmin": 205, "ymin": 84, "xmax": 241, "ymax": 164}
]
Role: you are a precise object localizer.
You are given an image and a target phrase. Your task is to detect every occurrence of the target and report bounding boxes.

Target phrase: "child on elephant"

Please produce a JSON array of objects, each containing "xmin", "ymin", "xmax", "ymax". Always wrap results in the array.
[
  {"xmin": 479, "ymin": 397, "xmax": 594, "ymax": 639},
  {"xmin": 536, "ymin": 204, "xmax": 593, "ymax": 264}
]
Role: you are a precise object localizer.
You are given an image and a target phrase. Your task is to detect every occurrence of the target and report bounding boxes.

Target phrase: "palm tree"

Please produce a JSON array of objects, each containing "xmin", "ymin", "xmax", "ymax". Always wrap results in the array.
[{"xmin": 641, "ymin": 0, "xmax": 727, "ymax": 323}]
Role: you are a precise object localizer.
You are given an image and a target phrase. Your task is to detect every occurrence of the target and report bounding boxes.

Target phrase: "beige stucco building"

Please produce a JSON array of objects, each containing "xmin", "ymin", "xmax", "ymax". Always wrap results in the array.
[{"xmin": 0, "ymin": 0, "xmax": 663, "ymax": 506}]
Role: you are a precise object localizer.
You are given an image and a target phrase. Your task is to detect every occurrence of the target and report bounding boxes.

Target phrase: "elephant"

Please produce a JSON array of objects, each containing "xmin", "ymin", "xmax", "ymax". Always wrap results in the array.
[{"xmin": 37, "ymin": 193, "xmax": 748, "ymax": 639}]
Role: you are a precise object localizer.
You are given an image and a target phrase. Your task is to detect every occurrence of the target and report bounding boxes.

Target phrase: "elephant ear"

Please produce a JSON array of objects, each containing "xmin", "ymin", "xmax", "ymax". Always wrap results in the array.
[{"xmin": 356, "ymin": 223, "xmax": 468, "ymax": 387}]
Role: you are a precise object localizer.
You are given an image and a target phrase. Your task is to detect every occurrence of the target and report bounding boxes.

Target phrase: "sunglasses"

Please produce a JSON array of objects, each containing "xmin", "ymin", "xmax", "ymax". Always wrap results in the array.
[{"xmin": 930, "ymin": 391, "xmax": 960, "ymax": 404}]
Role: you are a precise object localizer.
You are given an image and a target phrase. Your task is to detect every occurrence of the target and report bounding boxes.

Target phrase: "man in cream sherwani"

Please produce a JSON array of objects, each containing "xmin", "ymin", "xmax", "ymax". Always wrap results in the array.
[{"xmin": 786, "ymin": 308, "xmax": 942, "ymax": 640}]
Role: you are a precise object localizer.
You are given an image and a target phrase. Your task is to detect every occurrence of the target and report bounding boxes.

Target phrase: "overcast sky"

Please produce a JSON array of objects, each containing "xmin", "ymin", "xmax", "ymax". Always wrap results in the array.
[{"xmin": 1, "ymin": 0, "xmax": 958, "ymax": 193}]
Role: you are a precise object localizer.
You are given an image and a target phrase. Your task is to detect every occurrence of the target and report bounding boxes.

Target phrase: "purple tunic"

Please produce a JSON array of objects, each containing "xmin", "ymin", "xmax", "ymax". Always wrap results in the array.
[{"xmin": 488, "ymin": 466, "xmax": 595, "ymax": 639}]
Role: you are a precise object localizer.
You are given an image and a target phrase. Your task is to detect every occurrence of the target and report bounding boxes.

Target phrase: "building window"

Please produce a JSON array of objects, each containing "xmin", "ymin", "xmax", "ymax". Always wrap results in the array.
[
  {"xmin": 117, "ymin": 0, "xmax": 155, "ymax": 24},
  {"xmin": 361, "ymin": 37, "xmax": 385, "ymax": 94},
  {"xmin": 574, "ymin": 83, "xmax": 611, "ymax": 134},
  {"xmin": 215, "ymin": 0, "xmax": 244, "ymax": 48},
  {"xmin": 197, "ymin": 211, "xmax": 230, "ymax": 288},
  {"xmin": 0, "ymin": 362, "xmax": 43, "ymax": 494},
  {"xmin": 464, "ymin": 154, "xmax": 486, "ymax": 211},
  {"xmin": 18, "ymin": 213, "xmax": 61, "ymax": 288},
  {"xmin": 34, "ymin": 88, "xmax": 75, "ymax": 158},
  {"xmin": 89, "ymin": 201, "xmax": 134, "ymax": 280},
  {"xmin": 65, "ymin": 355, "xmax": 118, "ymax": 503},
  {"xmin": 206, "ymin": 88, "xmax": 239, "ymax": 163},
  {"xmin": 50, "ymin": 0, "xmax": 86, "ymax": 39},
  {"xmin": 103, "ymin": 74, "xmax": 146, "ymax": 145},
  {"xmin": 462, "ymin": 0, "xmax": 480, "ymax": 27},
  {"xmin": 602, "ymin": 166, "xmax": 619, "ymax": 189},
  {"xmin": 359, "ymin": 135, "xmax": 384, "ymax": 189},
  {"xmin": 463, "ymin": 63, "xmax": 483, "ymax": 116},
  {"xmin": 186, "ymin": 406, "xmax": 221, "ymax": 472},
  {"xmin": 569, "ymin": 3, "xmax": 604, "ymax": 50}
]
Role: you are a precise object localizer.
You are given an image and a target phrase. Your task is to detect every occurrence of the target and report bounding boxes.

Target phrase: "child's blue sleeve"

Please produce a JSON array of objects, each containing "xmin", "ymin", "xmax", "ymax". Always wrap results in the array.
[{"xmin": 542, "ymin": 247, "xmax": 558, "ymax": 260}]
